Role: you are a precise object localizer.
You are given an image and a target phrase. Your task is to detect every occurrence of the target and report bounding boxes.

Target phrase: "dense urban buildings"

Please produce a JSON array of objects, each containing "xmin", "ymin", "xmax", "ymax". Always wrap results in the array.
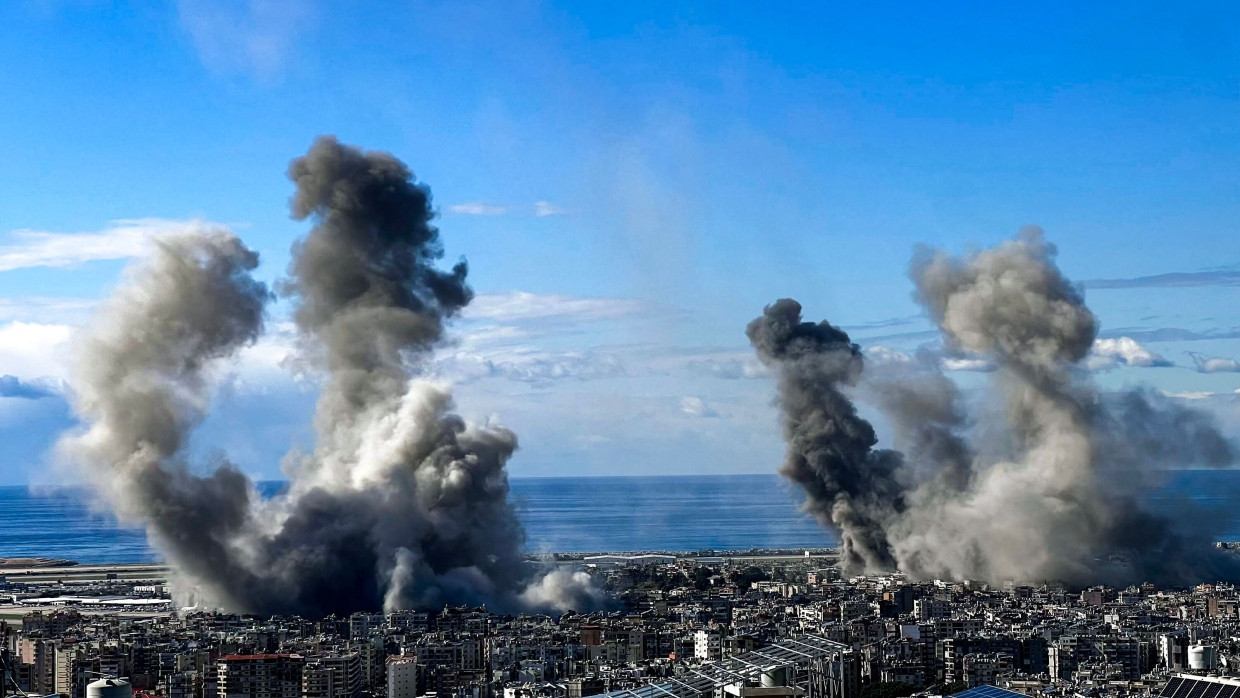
[{"xmin": 5, "ymin": 551, "xmax": 1240, "ymax": 698}]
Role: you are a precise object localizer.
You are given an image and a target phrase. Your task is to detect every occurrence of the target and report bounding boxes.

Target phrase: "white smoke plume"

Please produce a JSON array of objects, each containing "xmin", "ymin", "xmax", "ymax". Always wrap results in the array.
[
  {"xmin": 751, "ymin": 227, "xmax": 1239, "ymax": 587},
  {"xmin": 58, "ymin": 137, "xmax": 601, "ymax": 617}
]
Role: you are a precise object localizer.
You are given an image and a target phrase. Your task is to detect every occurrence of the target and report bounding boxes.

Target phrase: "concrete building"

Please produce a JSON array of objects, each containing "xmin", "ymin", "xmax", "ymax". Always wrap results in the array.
[
  {"xmin": 912, "ymin": 598, "xmax": 950, "ymax": 621},
  {"xmin": 217, "ymin": 654, "xmax": 304, "ymax": 698},
  {"xmin": 53, "ymin": 642, "xmax": 100, "ymax": 698},
  {"xmin": 961, "ymin": 653, "xmax": 1004, "ymax": 687},
  {"xmin": 17, "ymin": 638, "xmax": 55, "ymax": 694},
  {"xmin": 1161, "ymin": 633, "xmax": 1190, "ymax": 670},
  {"xmin": 695, "ymin": 630, "xmax": 723, "ymax": 661},
  {"xmin": 160, "ymin": 671, "xmax": 194, "ymax": 698},
  {"xmin": 386, "ymin": 658, "xmax": 417, "ymax": 698},
  {"xmin": 415, "ymin": 639, "xmax": 482, "ymax": 672},
  {"xmin": 1049, "ymin": 636, "xmax": 1140, "ymax": 682},
  {"xmin": 386, "ymin": 611, "xmax": 430, "ymax": 633},
  {"xmin": 565, "ymin": 678, "xmax": 604, "ymax": 698},
  {"xmin": 320, "ymin": 654, "xmax": 363, "ymax": 698},
  {"xmin": 350, "ymin": 636, "xmax": 386, "ymax": 689},
  {"xmin": 1080, "ymin": 588, "xmax": 1107, "ymax": 607},
  {"xmin": 22, "ymin": 611, "xmax": 83, "ymax": 636},
  {"xmin": 302, "ymin": 663, "xmax": 338, "ymax": 698},
  {"xmin": 838, "ymin": 601, "xmax": 869, "ymax": 622},
  {"xmin": 348, "ymin": 613, "xmax": 384, "ymax": 640}
]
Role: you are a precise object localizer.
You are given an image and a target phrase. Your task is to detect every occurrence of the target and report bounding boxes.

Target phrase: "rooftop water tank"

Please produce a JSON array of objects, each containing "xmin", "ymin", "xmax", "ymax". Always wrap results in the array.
[
  {"xmin": 86, "ymin": 678, "xmax": 131, "ymax": 698},
  {"xmin": 1189, "ymin": 645, "xmax": 1218, "ymax": 671},
  {"xmin": 761, "ymin": 668, "xmax": 788, "ymax": 687}
]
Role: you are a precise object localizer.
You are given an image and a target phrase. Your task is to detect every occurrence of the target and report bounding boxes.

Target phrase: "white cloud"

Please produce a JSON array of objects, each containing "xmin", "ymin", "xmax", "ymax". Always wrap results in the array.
[
  {"xmin": 1086, "ymin": 336, "xmax": 1172, "ymax": 371},
  {"xmin": 437, "ymin": 349, "xmax": 626, "ymax": 386},
  {"xmin": 0, "ymin": 321, "xmax": 75, "ymax": 379},
  {"xmin": 0, "ymin": 219, "xmax": 223, "ymax": 272},
  {"xmin": 865, "ymin": 346, "xmax": 913, "ymax": 366},
  {"xmin": 1189, "ymin": 352, "xmax": 1240, "ymax": 374},
  {"xmin": 862, "ymin": 338, "xmax": 1173, "ymax": 373},
  {"xmin": 454, "ymin": 324, "xmax": 534, "ymax": 351},
  {"xmin": 447, "ymin": 203, "xmax": 508, "ymax": 216},
  {"xmin": 465, "ymin": 292, "xmax": 641, "ymax": 323},
  {"xmin": 941, "ymin": 356, "xmax": 995, "ymax": 372},
  {"xmin": 680, "ymin": 395, "xmax": 720, "ymax": 418},
  {"xmin": 1162, "ymin": 390, "xmax": 1215, "ymax": 401},
  {"xmin": 533, "ymin": 201, "xmax": 569, "ymax": 217},
  {"xmin": 861, "ymin": 344, "xmax": 999, "ymax": 372},
  {"xmin": 864, "ymin": 346, "xmax": 994, "ymax": 372},
  {"xmin": 0, "ymin": 297, "xmax": 96, "ymax": 324},
  {"xmin": 445, "ymin": 202, "xmax": 571, "ymax": 217},
  {"xmin": 685, "ymin": 357, "xmax": 767, "ymax": 380},
  {"xmin": 0, "ymin": 289, "xmax": 649, "ymax": 400},
  {"xmin": 218, "ymin": 321, "xmax": 308, "ymax": 394},
  {"xmin": 176, "ymin": 0, "xmax": 316, "ymax": 80},
  {"xmin": 574, "ymin": 434, "xmax": 613, "ymax": 447},
  {"xmin": 0, "ymin": 317, "xmax": 299, "ymax": 401},
  {"xmin": 929, "ymin": 338, "xmax": 1174, "ymax": 372}
]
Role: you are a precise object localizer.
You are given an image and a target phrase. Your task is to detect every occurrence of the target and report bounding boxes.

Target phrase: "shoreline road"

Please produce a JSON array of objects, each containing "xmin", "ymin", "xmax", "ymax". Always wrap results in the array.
[{"xmin": 0, "ymin": 550, "xmax": 839, "ymax": 584}]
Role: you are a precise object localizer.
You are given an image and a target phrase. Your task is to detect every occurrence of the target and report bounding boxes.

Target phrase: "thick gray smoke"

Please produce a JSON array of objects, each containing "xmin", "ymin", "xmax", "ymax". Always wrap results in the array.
[
  {"xmin": 60, "ymin": 137, "xmax": 602, "ymax": 617},
  {"xmin": 752, "ymin": 228, "xmax": 1240, "ymax": 587},
  {"xmin": 745, "ymin": 299, "xmax": 905, "ymax": 572}
]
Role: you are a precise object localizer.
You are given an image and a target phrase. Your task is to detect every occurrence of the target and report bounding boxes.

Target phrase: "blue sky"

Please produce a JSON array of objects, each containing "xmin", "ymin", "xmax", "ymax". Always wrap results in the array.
[{"xmin": 0, "ymin": 1, "xmax": 1237, "ymax": 484}]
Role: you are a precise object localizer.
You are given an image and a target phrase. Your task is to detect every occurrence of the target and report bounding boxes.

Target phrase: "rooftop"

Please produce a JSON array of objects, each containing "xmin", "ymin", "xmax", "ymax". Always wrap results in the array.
[{"xmin": 597, "ymin": 634, "xmax": 848, "ymax": 698}]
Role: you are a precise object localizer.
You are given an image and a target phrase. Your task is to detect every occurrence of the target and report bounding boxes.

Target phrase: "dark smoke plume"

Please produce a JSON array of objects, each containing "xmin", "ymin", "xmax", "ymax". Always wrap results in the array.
[
  {"xmin": 752, "ymin": 227, "xmax": 1239, "ymax": 587},
  {"xmin": 746, "ymin": 299, "xmax": 905, "ymax": 572},
  {"xmin": 60, "ymin": 137, "xmax": 601, "ymax": 617}
]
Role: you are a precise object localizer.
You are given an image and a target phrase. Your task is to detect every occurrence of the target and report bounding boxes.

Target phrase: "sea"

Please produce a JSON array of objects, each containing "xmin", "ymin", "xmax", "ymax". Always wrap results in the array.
[{"xmin": 1, "ymin": 471, "xmax": 1238, "ymax": 565}]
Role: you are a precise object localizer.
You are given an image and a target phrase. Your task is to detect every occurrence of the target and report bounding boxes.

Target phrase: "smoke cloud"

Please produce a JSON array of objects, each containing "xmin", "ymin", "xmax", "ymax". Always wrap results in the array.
[
  {"xmin": 752, "ymin": 227, "xmax": 1240, "ymax": 587},
  {"xmin": 59, "ymin": 137, "xmax": 600, "ymax": 617}
]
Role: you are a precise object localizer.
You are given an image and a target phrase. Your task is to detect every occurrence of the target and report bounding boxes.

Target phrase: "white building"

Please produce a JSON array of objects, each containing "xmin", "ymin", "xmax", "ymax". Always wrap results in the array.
[
  {"xmin": 695, "ymin": 630, "xmax": 722, "ymax": 661},
  {"xmin": 386, "ymin": 657, "xmax": 417, "ymax": 698}
]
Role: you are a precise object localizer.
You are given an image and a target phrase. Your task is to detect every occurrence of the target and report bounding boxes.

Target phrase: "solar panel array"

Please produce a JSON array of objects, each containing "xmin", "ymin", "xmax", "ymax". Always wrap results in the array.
[
  {"xmin": 950, "ymin": 686, "xmax": 1029, "ymax": 698},
  {"xmin": 1160, "ymin": 676, "xmax": 1240, "ymax": 698},
  {"xmin": 595, "ymin": 634, "xmax": 849, "ymax": 698}
]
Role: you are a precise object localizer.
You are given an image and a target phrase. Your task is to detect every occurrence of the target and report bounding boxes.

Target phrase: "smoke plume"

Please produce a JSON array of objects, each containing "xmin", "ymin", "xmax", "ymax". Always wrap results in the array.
[
  {"xmin": 752, "ymin": 227, "xmax": 1239, "ymax": 587},
  {"xmin": 60, "ymin": 136, "xmax": 601, "ymax": 617},
  {"xmin": 745, "ymin": 299, "xmax": 905, "ymax": 572}
]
